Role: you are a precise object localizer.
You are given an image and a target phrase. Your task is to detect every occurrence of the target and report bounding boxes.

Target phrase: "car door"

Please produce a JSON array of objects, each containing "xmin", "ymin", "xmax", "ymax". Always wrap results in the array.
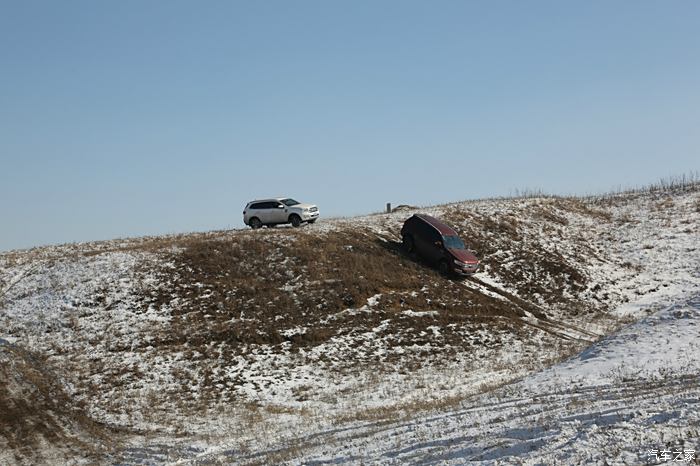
[
  {"xmin": 247, "ymin": 202, "xmax": 265, "ymax": 223},
  {"xmin": 418, "ymin": 227, "xmax": 442, "ymax": 262},
  {"xmin": 270, "ymin": 201, "xmax": 287, "ymax": 223},
  {"xmin": 426, "ymin": 229, "xmax": 445, "ymax": 263},
  {"xmin": 255, "ymin": 202, "xmax": 275, "ymax": 224},
  {"xmin": 413, "ymin": 221, "xmax": 433, "ymax": 258}
]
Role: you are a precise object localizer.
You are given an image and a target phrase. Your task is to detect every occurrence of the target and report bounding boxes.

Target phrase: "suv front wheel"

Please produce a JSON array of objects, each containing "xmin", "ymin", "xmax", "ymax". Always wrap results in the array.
[{"xmin": 289, "ymin": 214, "xmax": 302, "ymax": 228}]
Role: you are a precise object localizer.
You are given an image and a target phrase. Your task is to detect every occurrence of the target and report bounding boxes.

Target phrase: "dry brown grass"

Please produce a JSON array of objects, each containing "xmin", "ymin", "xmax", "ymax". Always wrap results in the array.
[
  {"xmin": 615, "ymin": 212, "xmax": 637, "ymax": 224},
  {"xmin": 0, "ymin": 343, "xmax": 113, "ymax": 464},
  {"xmin": 557, "ymin": 198, "xmax": 613, "ymax": 222},
  {"xmin": 99, "ymin": 224, "xmax": 555, "ymax": 409},
  {"xmin": 531, "ymin": 203, "xmax": 569, "ymax": 226},
  {"xmin": 654, "ymin": 196, "xmax": 676, "ymax": 212},
  {"xmin": 135, "ymin": 228, "xmax": 524, "ymax": 354},
  {"xmin": 441, "ymin": 206, "xmax": 590, "ymax": 315}
]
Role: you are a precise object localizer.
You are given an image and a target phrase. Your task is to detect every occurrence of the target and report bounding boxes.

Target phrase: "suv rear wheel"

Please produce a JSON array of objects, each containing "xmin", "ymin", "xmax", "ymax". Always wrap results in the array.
[
  {"xmin": 289, "ymin": 214, "xmax": 302, "ymax": 228},
  {"xmin": 249, "ymin": 217, "xmax": 263, "ymax": 229}
]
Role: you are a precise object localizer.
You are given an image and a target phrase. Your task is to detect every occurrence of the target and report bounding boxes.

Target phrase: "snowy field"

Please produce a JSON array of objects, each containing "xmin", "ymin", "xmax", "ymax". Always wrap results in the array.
[
  {"xmin": 1, "ymin": 187, "xmax": 698, "ymax": 464},
  {"xmin": 238, "ymin": 296, "xmax": 699, "ymax": 465}
]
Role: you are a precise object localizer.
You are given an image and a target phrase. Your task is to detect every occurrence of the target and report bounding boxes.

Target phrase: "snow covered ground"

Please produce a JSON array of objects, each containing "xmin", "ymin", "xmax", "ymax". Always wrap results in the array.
[
  {"xmin": 1, "ymin": 186, "xmax": 698, "ymax": 464},
  {"xmin": 236, "ymin": 295, "xmax": 699, "ymax": 465}
]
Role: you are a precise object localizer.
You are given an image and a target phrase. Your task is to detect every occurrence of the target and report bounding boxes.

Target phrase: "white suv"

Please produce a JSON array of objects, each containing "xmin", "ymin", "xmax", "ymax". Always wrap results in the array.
[{"xmin": 243, "ymin": 198, "xmax": 320, "ymax": 229}]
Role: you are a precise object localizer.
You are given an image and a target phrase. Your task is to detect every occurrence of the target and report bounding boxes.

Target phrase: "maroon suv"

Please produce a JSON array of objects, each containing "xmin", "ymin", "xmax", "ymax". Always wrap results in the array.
[{"xmin": 401, "ymin": 214, "xmax": 480, "ymax": 275}]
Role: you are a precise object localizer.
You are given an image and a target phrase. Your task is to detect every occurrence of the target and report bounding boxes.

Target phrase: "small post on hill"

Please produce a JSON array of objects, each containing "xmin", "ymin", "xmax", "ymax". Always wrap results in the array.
[{"xmin": 386, "ymin": 203, "xmax": 391, "ymax": 213}]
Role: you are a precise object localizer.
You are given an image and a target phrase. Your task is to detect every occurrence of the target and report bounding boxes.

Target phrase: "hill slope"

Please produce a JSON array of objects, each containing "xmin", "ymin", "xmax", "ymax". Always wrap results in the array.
[
  {"xmin": 220, "ymin": 295, "xmax": 700, "ymax": 465},
  {"xmin": 1, "ymin": 186, "xmax": 698, "ymax": 463}
]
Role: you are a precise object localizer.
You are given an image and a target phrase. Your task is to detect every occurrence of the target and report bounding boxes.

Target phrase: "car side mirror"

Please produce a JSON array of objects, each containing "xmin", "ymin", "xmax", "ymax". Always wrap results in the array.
[{"xmin": 277, "ymin": 205, "xmax": 285, "ymax": 208}]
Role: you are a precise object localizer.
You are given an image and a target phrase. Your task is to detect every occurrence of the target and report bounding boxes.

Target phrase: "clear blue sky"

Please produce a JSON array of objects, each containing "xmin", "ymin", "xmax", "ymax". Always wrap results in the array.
[{"xmin": 1, "ymin": 1, "xmax": 699, "ymax": 251}]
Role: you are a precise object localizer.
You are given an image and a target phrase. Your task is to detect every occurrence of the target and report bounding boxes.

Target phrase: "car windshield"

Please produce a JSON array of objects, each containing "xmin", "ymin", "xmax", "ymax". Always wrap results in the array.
[
  {"xmin": 281, "ymin": 198, "xmax": 300, "ymax": 206},
  {"xmin": 443, "ymin": 235, "xmax": 466, "ymax": 249}
]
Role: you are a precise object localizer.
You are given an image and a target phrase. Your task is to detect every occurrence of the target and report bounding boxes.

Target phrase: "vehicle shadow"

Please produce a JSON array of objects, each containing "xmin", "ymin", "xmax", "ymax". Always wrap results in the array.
[{"xmin": 377, "ymin": 237, "xmax": 405, "ymax": 255}]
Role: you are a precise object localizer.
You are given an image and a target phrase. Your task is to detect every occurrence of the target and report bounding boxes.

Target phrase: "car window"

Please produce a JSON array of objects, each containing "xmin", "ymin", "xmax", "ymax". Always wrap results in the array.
[
  {"xmin": 420, "ymin": 221, "xmax": 441, "ymax": 242},
  {"xmin": 282, "ymin": 198, "xmax": 300, "ymax": 206},
  {"xmin": 249, "ymin": 202, "xmax": 264, "ymax": 210},
  {"xmin": 428, "ymin": 226, "xmax": 441, "ymax": 242},
  {"xmin": 443, "ymin": 235, "xmax": 465, "ymax": 249}
]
